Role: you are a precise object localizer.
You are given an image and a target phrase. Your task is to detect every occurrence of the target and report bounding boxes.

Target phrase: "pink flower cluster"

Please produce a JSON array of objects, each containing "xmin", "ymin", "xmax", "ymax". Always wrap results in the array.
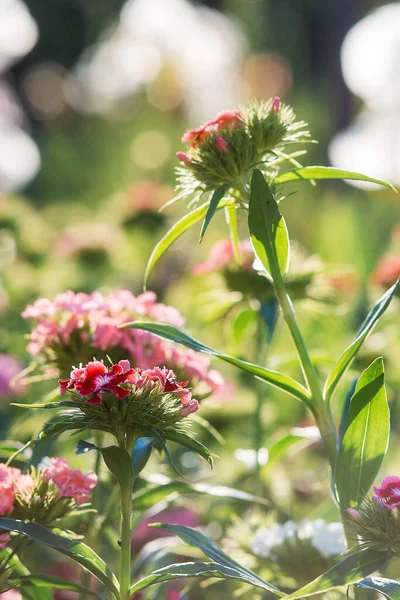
[
  {"xmin": 192, "ymin": 239, "xmax": 254, "ymax": 275},
  {"xmin": 372, "ymin": 254, "xmax": 400, "ymax": 289},
  {"xmin": 0, "ymin": 591, "xmax": 22, "ymax": 600},
  {"xmin": 0, "ymin": 354, "xmax": 24, "ymax": 400},
  {"xmin": 0, "ymin": 464, "xmax": 34, "ymax": 519},
  {"xmin": 373, "ymin": 476, "xmax": 400, "ymax": 509},
  {"xmin": 43, "ymin": 458, "xmax": 98, "ymax": 505},
  {"xmin": 181, "ymin": 110, "xmax": 242, "ymax": 148},
  {"xmin": 22, "ymin": 290, "xmax": 224, "ymax": 397},
  {"xmin": 59, "ymin": 360, "xmax": 199, "ymax": 416}
]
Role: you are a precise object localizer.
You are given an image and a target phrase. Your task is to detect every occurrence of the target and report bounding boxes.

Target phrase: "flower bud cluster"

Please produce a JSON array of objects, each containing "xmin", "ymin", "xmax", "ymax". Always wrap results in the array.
[
  {"xmin": 22, "ymin": 290, "xmax": 225, "ymax": 399},
  {"xmin": 176, "ymin": 98, "xmax": 310, "ymax": 195},
  {"xmin": 56, "ymin": 360, "xmax": 199, "ymax": 441},
  {"xmin": 0, "ymin": 459, "xmax": 97, "ymax": 547}
]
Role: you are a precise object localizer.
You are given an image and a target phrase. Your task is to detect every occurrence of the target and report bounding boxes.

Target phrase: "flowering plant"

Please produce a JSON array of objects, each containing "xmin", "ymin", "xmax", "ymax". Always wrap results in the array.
[{"xmin": 1, "ymin": 97, "xmax": 398, "ymax": 600}]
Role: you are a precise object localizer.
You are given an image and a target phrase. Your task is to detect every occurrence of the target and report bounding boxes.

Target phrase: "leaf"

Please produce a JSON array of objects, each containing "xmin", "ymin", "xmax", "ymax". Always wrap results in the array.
[
  {"xmin": 75, "ymin": 440, "xmax": 97, "ymax": 455},
  {"xmin": 248, "ymin": 168, "xmax": 290, "ymax": 279},
  {"xmin": 335, "ymin": 358, "xmax": 389, "ymax": 508},
  {"xmin": 3, "ymin": 574, "xmax": 106, "ymax": 599},
  {"xmin": 99, "ymin": 445, "xmax": 134, "ymax": 489},
  {"xmin": 121, "ymin": 322, "xmax": 311, "ymax": 404},
  {"xmin": 132, "ymin": 475, "xmax": 269, "ymax": 512},
  {"xmin": 163, "ymin": 430, "xmax": 214, "ymax": 468},
  {"xmin": 324, "ymin": 280, "xmax": 399, "ymax": 402},
  {"xmin": 143, "ymin": 426, "xmax": 183, "ymax": 477},
  {"xmin": 199, "ymin": 184, "xmax": 230, "ymax": 242},
  {"xmin": 357, "ymin": 577, "xmax": 400, "ymax": 599},
  {"xmin": 132, "ymin": 437, "xmax": 153, "ymax": 477},
  {"xmin": 144, "ymin": 198, "xmax": 231, "ymax": 288},
  {"xmin": 276, "ymin": 166, "xmax": 396, "ymax": 190},
  {"xmin": 129, "ymin": 561, "xmax": 280, "ymax": 596},
  {"xmin": 0, "ymin": 519, "xmax": 119, "ymax": 599},
  {"xmin": 225, "ymin": 204, "xmax": 241, "ymax": 263},
  {"xmin": 285, "ymin": 548, "xmax": 388, "ymax": 599},
  {"xmin": 153, "ymin": 523, "xmax": 283, "ymax": 596}
]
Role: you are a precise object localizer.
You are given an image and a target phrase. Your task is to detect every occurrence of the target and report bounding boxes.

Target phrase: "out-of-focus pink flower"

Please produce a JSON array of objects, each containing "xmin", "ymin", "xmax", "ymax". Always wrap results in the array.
[
  {"xmin": 0, "ymin": 590, "xmax": 22, "ymax": 600},
  {"xmin": 215, "ymin": 135, "xmax": 228, "ymax": 152},
  {"xmin": 131, "ymin": 507, "xmax": 201, "ymax": 550},
  {"xmin": 59, "ymin": 360, "xmax": 134, "ymax": 404},
  {"xmin": 373, "ymin": 476, "xmax": 400, "ymax": 509},
  {"xmin": 346, "ymin": 508, "xmax": 361, "ymax": 522},
  {"xmin": 0, "ymin": 533, "xmax": 10, "ymax": 548},
  {"xmin": 0, "ymin": 354, "xmax": 24, "ymax": 399},
  {"xmin": 192, "ymin": 239, "xmax": 254, "ymax": 275},
  {"xmin": 271, "ymin": 96, "xmax": 281, "ymax": 113},
  {"xmin": 0, "ymin": 484, "xmax": 14, "ymax": 516},
  {"xmin": 176, "ymin": 152, "xmax": 191, "ymax": 164},
  {"xmin": 44, "ymin": 458, "xmax": 97, "ymax": 505},
  {"xmin": 372, "ymin": 255, "xmax": 400, "ymax": 289},
  {"xmin": 181, "ymin": 110, "xmax": 242, "ymax": 148}
]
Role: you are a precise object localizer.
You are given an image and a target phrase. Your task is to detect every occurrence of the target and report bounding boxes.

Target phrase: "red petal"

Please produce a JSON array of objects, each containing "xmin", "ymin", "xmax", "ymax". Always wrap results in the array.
[{"xmin": 85, "ymin": 361, "xmax": 106, "ymax": 378}]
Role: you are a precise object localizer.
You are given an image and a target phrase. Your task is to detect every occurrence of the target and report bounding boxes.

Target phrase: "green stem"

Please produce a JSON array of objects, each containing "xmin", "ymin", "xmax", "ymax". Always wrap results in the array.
[{"xmin": 119, "ymin": 482, "xmax": 132, "ymax": 600}]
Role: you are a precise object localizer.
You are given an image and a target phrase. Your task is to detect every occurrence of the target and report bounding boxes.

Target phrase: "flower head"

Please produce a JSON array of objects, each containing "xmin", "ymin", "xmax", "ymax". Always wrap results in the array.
[
  {"xmin": 0, "ymin": 591, "xmax": 22, "ymax": 600},
  {"xmin": 59, "ymin": 360, "xmax": 134, "ymax": 404},
  {"xmin": 182, "ymin": 110, "xmax": 242, "ymax": 147},
  {"xmin": 373, "ymin": 476, "xmax": 400, "ymax": 508},
  {"xmin": 43, "ymin": 458, "xmax": 98, "ymax": 505}
]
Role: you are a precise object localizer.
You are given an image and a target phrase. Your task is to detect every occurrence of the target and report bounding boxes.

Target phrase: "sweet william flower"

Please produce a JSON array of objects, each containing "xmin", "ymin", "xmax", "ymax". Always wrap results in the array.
[
  {"xmin": 373, "ymin": 476, "xmax": 400, "ymax": 508},
  {"xmin": 0, "ymin": 591, "xmax": 22, "ymax": 600},
  {"xmin": 182, "ymin": 110, "xmax": 242, "ymax": 147},
  {"xmin": 44, "ymin": 458, "xmax": 98, "ymax": 505}
]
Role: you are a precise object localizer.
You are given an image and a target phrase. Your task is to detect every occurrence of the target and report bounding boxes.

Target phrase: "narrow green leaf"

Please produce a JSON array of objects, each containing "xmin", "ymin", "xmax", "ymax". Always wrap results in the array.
[
  {"xmin": 225, "ymin": 204, "xmax": 241, "ymax": 263},
  {"xmin": 276, "ymin": 166, "xmax": 396, "ymax": 191},
  {"xmin": 129, "ymin": 561, "xmax": 279, "ymax": 596},
  {"xmin": 154, "ymin": 523, "xmax": 283, "ymax": 596},
  {"xmin": 121, "ymin": 322, "xmax": 311, "ymax": 404},
  {"xmin": 132, "ymin": 477, "xmax": 269, "ymax": 512},
  {"xmin": 132, "ymin": 437, "xmax": 153, "ymax": 477},
  {"xmin": 3, "ymin": 574, "xmax": 106, "ymax": 599},
  {"xmin": 324, "ymin": 280, "xmax": 399, "ymax": 402},
  {"xmin": 286, "ymin": 548, "xmax": 388, "ymax": 599},
  {"xmin": 357, "ymin": 576, "xmax": 400, "ymax": 599},
  {"xmin": 144, "ymin": 198, "xmax": 231, "ymax": 288},
  {"xmin": 200, "ymin": 184, "xmax": 230, "ymax": 242},
  {"xmin": 143, "ymin": 426, "xmax": 183, "ymax": 477},
  {"xmin": 335, "ymin": 358, "xmax": 389, "ymax": 508},
  {"xmin": 163, "ymin": 430, "xmax": 213, "ymax": 468},
  {"xmin": 248, "ymin": 169, "xmax": 290, "ymax": 279},
  {"xmin": 0, "ymin": 519, "xmax": 119, "ymax": 599}
]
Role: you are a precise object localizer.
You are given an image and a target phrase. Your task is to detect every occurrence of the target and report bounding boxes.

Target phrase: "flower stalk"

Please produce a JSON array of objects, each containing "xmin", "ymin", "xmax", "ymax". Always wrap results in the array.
[{"xmin": 119, "ymin": 477, "xmax": 133, "ymax": 600}]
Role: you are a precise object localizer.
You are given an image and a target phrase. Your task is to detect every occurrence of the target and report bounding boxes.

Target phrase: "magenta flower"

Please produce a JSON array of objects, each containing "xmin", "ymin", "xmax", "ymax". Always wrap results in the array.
[
  {"xmin": 176, "ymin": 151, "xmax": 191, "ymax": 164},
  {"xmin": 271, "ymin": 96, "xmax": 281, "ymax": 113},
  {"xmin": 59, "ymin": 360, "xmax": 134, "ymax": 404},
  {"xmin": 181, "ymin": 109, "xmax": 242, "ymax": 148},
  {"xmin": 373, "ymin": 476, "xmax": 400, "ymax": 508}
]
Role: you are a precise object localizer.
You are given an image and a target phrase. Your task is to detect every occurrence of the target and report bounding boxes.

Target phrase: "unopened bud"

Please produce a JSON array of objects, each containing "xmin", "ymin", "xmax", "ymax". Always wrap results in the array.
[
  {"xmin": 215, "ymin": 135, "xmax": 229, "ymax": 152},
  {"xmin": 272, "ymin": 96, "xmax": 281, "ymax": 114},
  {"xmin": 176, "ymin": 152, "xmax": 191, "ymax": 164},
  {"xmin": 346, "ymin": 508, "xmax": 362, "ymax": 522}
]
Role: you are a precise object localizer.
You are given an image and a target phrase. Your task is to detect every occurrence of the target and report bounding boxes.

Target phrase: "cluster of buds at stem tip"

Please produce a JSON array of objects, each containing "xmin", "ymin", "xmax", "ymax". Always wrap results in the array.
[
  {"xmin": 175, "ymin": 97, "xmax": 310, "ymax": 194},
  {"xmin": 346, "ymin": 477, "xmax": 400, "ymax": 555}
]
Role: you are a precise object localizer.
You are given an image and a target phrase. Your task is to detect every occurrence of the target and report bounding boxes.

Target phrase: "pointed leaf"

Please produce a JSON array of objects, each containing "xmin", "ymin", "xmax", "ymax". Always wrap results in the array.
[
  {"xmin": 324, "ymin": 281, "xmax": 399, "ymax": 402},
  {"xmin": 248, "ymin": 169, "xmax": 289, "ymax": 279},
  {"xmin": 129, "ymin": 561, "xmax": 280, "ymax": 596},
  {"xmin": 100, "ymin": 445, "xmax": 134, "ymax": 489},
  {"xmin": 285, "ymin": 548, "xmax": 388, "ymax": 599},
  {"xmin": 144, "ymin": 198, "xmax": 231, "ymax": 288},
  {"xmin": 153, "ymin": 523, "xmax": 283, "ymax": 596},
  {"xmin": 132, "ymin": 437, "xmax": 153, "ymax": 477},
  {"xmin": 335, "ymin": 358, "xmax": 389, "ymax": 508},
  {"xmin": 75, "ymin": 440, "xmax": 97, "ymax": 455},
  {"xmin": 276, "ymin": 166, "xmax": 396, "ymax": 190},
  {"xmin": 199, "ymin": 185, "xmax": 230, "ymax": 242},
  {"xmin": 225, "ymin": 204, "xmax": 241, "ymax": 263},
  {"xmin": 0, "ymin": 519, "xmax": 119, "ymax": 599},
  {"xmin": 357, "ymin": 577, "xmax": 400, "ymax": 599},
  {"xmin": 121, "ymin": 322, "xmax": 311, "ymax": 404},
  {"xmin": 143, "ymin": 426, "xmax": 183, "ymax": 477},
  {"xmin": 163, "ymin": 430, "xmax": 213, "ymax": 468}
]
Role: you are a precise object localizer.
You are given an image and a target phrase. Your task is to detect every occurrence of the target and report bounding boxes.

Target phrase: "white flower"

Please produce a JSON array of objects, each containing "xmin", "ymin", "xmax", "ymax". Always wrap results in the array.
[
  {"xmin": 251, "ymin": 521, "xmax": 297, "ymax": 558},
  {"xmin": 298, "ymin": 519, "xmax": 346, "ymax": 557}
]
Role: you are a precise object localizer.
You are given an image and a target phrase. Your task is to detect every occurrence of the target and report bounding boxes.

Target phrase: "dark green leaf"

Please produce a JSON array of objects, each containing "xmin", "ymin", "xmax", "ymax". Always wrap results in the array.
[
  {"xmin": 132, "ymin": 437, "xmax": 153, "ymax": 477},
  {"xmin": 121, "ymin": 322, "xmax": 311, "ymax": 404},
  {"xmin": 248, "ymin": 169, "xmax": 289, "ymax": 279},
  {"xmin": 324, "ymin": 280, "xmax": 399, "ymax": 402},
  {"xmin": 3, "ymin": 574, "xmax": 106, "ymax": 599},
  {"xmin": 357, "ymin": 576, "xmax": 400, "ymax": 599},
  {"xmin": 100, "ymin": 445, "xmax": 133, "ymax": 489},
  {"xmin": 144, "ymin": 198, "xmax": 231, "ymax": 287},
  {"xmin": 200, "ymin": 184, "xmax": 230, "ymax": 242},
  {"xmin": 0, "ymin": 519, "xmax": 119, "ymax": 599},
  {"xmin": 276, "ymin": 166, "xmax": 396, "ymax": 190},
  {"xmin": 75, "ymin": 440, "xmax": 97, "ymax": 455},
  {"xmin": 163, "ymin": 430, "xmax": 213, "ymax": 468},
  {"xmin": 143, "ymin": 427, "xmax": 183, "ymax": 477},
  {"xmin": 154, "ymin": 523, "xmax": 283, "ymax": 596},
  {"xmin": 335, "ymin": 358, "xmax": 389, "ymax": 508},
  {"xmin": 129, "ymin": 561, "xmax": 280, "ymax": 596},
  {"xmin": 286, "ymin": 548, "xmax": 388, "ymax": 599}
]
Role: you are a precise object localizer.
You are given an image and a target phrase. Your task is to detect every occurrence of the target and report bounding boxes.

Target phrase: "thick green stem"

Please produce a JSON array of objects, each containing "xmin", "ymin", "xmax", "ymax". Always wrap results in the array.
[{"xmin": 119, "ymin": 482, "xmax": 133, "ymax": 600}]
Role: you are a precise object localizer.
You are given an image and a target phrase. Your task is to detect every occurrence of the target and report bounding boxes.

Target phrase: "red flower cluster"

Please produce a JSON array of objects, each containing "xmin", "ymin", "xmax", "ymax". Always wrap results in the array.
[
  {"xmin": 373, "ymin": 476, "xmax": 400, "ymax": 509},
  {"xmin": 59, "ymin": 361, "xmax": 199, "ymax": 415},
  {"xmin": 181, "ymin": 110, "xmax": 242, "ymax": 148},
  {"xmin": 59, "ymin": 360, "xmax": 134, "ymax": 404}
]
